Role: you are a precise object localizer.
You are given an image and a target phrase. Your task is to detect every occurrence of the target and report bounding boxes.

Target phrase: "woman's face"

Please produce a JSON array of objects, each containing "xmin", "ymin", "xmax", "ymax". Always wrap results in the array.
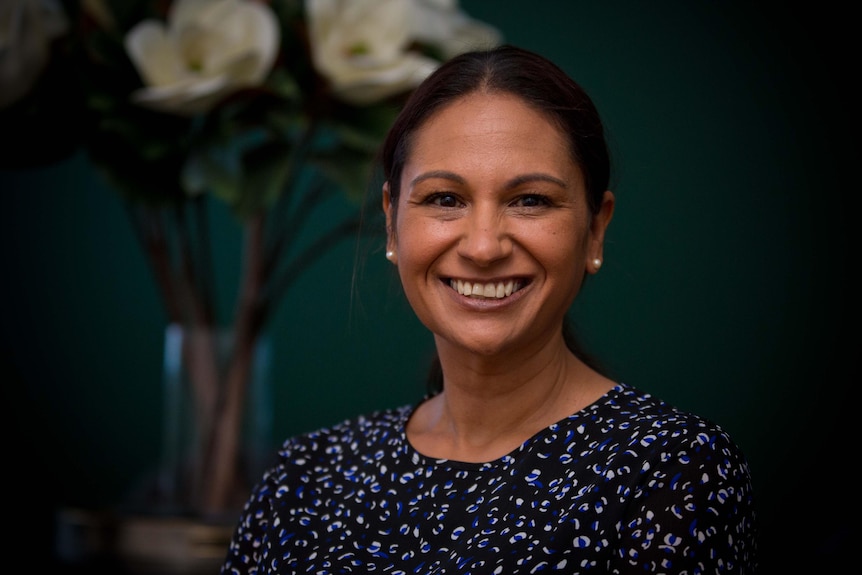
[{"xmin": 384, "ymin": 92, "xmax": 613, "ymax": 358}]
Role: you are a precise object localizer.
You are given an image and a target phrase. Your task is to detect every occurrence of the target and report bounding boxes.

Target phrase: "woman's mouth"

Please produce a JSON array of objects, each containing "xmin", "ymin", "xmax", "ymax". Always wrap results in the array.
[{"xmin": 448, "ymin": 278, "xmax": 525, "ymax": 299}]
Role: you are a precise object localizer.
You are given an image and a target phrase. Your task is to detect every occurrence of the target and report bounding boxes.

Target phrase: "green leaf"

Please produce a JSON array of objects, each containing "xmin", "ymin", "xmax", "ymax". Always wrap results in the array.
[
  {"xmin": 265, "ymin": 68, "xmax": 302, "ymax": 102},
  {"xmin": 308, "ymin": 146, "xmax": 376, "ymax": 203},
  {"xmin": 182, "ymin": 144, "xmax": 242, "ymax": 205},
  {"xmin": 235, "ymin": 140, "xmax": 296, "ymax": 217}
]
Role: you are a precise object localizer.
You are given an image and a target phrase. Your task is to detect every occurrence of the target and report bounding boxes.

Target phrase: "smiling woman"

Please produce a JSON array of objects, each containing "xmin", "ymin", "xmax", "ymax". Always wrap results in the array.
[
  {"xmin": 220, "ymin": 45, "xmax": 758, "ymax": 575},
  {"xmin": 384, "ymin": 91, "xmax": 612, "ymax": 366}
]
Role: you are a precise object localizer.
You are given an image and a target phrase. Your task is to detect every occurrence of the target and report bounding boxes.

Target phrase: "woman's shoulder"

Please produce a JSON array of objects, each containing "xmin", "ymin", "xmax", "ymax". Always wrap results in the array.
[
  {"xmin": 604, "ymin": 383, "xmax": 723, "ymax": 423},
  {"xmin": 276, "ymin": 403, "xmax": 415, "ymax": 459},
  {"xmin": 595, "ymin": 383, "xmax": 747, "ymax": 454},
  {"xmin": 236, "ymin": 405, "xmax": 416, "ymax": 512}
]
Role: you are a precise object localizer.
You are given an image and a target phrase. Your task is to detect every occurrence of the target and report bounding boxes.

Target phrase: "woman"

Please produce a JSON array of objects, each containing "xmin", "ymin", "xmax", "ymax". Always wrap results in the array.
[{"xmin": 221, "ymin": 45, "xmax": 757, "ymax": 574}]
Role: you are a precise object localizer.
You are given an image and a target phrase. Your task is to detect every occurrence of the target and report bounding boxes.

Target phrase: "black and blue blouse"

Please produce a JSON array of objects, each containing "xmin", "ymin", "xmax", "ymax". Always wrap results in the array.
[{"xmin": 221, "ymin": 383, "xmax": 757, "ymax": 574}]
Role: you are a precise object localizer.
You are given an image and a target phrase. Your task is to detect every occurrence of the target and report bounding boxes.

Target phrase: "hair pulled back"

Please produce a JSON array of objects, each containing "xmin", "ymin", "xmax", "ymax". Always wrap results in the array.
[{"xmin": 381, "ymin": 44, "xmax": 610, "ymax": 220}]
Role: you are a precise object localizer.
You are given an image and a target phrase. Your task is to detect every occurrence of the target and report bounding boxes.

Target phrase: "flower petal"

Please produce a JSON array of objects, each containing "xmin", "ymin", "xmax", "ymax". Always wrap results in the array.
[
  {"xmin": 125, "ymin": 21, "xmax": 182, "ymax": 87},
  {"xmin": 169, "ymin": 0, "xmax": 222, "ymax": 31},
  {"xmin": 131, "ymin": 74, "xmax": 231, "ymax": 115},
  {"xmin": 197, "ymin": 0, "xmax": 280, "ymax": 84},
  {"xmin": 408, "ymin": 0, "xmax": 502, "ymax": 57},
  {"xmin": 331, "ymin": 53, "xmax": 438, "ymax": 105}
]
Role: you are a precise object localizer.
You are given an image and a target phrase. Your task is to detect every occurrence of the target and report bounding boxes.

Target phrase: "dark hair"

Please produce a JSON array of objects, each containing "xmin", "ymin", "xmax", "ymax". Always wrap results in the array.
[{"xmin": 379, "ymin": 44, "xmax": 612, "ymax": 393}]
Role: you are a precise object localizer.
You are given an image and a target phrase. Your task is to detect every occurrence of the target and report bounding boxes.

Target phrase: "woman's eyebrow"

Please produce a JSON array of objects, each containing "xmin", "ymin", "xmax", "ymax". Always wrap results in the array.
[
  {"xmin": 506, "ymin": 173, "xmax": 567, "ymax": 189},
  {"xmin": 410, "ymin": 171, "xmax": 566, "ymax": 189},
  {"xmin": 410, "ymin": 170, "xmax": 465, "ymax": 188}
]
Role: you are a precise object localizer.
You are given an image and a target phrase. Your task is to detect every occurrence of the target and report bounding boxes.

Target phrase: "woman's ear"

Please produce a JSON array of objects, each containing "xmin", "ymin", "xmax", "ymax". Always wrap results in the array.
[{"xmin": 588, "ymin": 190, "xmax": 615, "ymax": 274}]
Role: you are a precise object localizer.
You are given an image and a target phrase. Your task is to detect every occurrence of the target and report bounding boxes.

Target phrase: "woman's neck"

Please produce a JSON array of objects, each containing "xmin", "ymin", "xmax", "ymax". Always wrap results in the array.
[{"xmin": 406, "ymin": 341, "xmax": 615, "ymax": 463}]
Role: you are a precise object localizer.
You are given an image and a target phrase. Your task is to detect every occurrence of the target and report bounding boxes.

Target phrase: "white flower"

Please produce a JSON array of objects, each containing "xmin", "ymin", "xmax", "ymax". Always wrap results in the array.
[
  {"xmin": 305, "ymin": 0, "xmax": 500, "ymax": 106},
  {"xmin": 407, "ymin": 0, "xmax": 502, "ymax": 59},
  {"xmin": 124, "ymin": 0, "xmax": 280, "ymax": 116},
  {"xmin": 0, "ymin": 0, "xmax": 68, "ymax": 108},
  {"xmin": 306, "ymin": 0, "xmax": 435, "ymax": 106}
]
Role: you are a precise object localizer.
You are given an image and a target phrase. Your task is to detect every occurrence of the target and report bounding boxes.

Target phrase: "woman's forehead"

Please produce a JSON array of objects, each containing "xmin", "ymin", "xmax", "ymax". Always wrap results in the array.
[{"xmin": 403, "ymin": 93, "xmax": 577, "ymax": 183}]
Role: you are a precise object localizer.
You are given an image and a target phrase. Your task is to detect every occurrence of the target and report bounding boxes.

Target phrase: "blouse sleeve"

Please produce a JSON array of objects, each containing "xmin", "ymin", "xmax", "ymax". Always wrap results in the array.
[{"xmin": 610, "ymin": 425, "xmax": 758, "ymax": 574}]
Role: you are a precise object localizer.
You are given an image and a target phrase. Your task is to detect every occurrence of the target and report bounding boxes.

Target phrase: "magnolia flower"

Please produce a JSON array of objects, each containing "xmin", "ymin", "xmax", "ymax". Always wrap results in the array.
[
  {"xmin": 306, "ymin": 0, "xmax": 434, "ymax": 106},
  {"xmin": 0, "ymin": 0, "xmax": 68, "ymax": 108},
  {"xmin": 306, "ymin": 0, "xmax": 500, "ymax": 106},
  {"xmin": 124, "ymin": 0, "xmax": 280, "ymax": 116},
  {"xmin": 407, "ymin": 0, "xmax": 502, "ymax": 59}
]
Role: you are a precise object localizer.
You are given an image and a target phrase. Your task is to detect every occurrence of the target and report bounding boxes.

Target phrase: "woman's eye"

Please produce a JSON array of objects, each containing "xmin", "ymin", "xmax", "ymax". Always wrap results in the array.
[
  {"xmin": 429, "ymin": 193, "xmax": 461, "ymax": 208},
  {"xmin": 514, "ymin": 194, "xmax": 550, "ymax": 208}
]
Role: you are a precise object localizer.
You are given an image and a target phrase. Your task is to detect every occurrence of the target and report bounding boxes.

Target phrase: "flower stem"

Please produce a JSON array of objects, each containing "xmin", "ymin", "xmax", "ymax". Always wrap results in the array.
[{"xmin": 201, "ymin": 210, "xmax": 267, "ymax": 515}]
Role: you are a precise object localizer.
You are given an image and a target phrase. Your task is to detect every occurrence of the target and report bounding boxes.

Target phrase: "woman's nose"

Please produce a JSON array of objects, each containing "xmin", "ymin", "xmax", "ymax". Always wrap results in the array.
[{"xmin": 456, "ymin": 208, "xmax": 512, "ymax": 266}]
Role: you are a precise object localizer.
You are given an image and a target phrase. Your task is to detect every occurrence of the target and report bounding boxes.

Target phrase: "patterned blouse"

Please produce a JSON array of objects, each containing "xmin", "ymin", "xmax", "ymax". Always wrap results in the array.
[{"xmin": 221, "ymin": 383, "xmax": 757, "ymax": 574}]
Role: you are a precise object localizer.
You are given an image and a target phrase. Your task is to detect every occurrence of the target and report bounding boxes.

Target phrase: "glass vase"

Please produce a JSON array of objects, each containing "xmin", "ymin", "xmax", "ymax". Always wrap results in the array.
[
  {"xmin": 158, "ymin": 323, "xmax": 274, "ymax": 519},
  {"xmin": 113, "ymin": 324, "xmax": 274, "ymax": 572}
]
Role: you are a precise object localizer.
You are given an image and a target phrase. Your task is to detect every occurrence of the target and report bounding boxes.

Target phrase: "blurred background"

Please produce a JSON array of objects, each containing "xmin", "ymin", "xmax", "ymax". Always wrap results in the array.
[{"xmin": 2, "ymin": 0, "xmax": 854, "ymax": 572}]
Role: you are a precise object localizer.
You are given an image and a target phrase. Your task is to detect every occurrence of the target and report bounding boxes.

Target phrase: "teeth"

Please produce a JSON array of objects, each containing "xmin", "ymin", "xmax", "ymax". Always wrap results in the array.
[{"xmin": 450, "ymin": 279, "xmax": 521, "ymax": 299}]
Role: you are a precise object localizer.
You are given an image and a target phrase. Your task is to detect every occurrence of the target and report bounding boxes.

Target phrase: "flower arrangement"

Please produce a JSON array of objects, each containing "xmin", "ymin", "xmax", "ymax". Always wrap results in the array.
[{"xmin": 1, "ymin": 0, "xmax": 500, "ymax": 518}]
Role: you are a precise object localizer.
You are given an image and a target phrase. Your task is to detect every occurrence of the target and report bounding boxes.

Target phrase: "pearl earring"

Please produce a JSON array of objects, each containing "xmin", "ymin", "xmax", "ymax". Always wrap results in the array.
[
  {"xmin": 593, "ymin": 258, "xmax": 602, "ymax": 269},
  {"xmin": 386, "ymin": 250, "xmax": 395, "ymax": 260}
]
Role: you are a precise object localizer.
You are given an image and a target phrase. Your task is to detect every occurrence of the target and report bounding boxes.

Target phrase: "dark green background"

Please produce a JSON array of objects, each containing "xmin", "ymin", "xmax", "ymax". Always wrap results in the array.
[{"xmin": 2, "ymin": 1, "xmax": 854, "ymax": 572}]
